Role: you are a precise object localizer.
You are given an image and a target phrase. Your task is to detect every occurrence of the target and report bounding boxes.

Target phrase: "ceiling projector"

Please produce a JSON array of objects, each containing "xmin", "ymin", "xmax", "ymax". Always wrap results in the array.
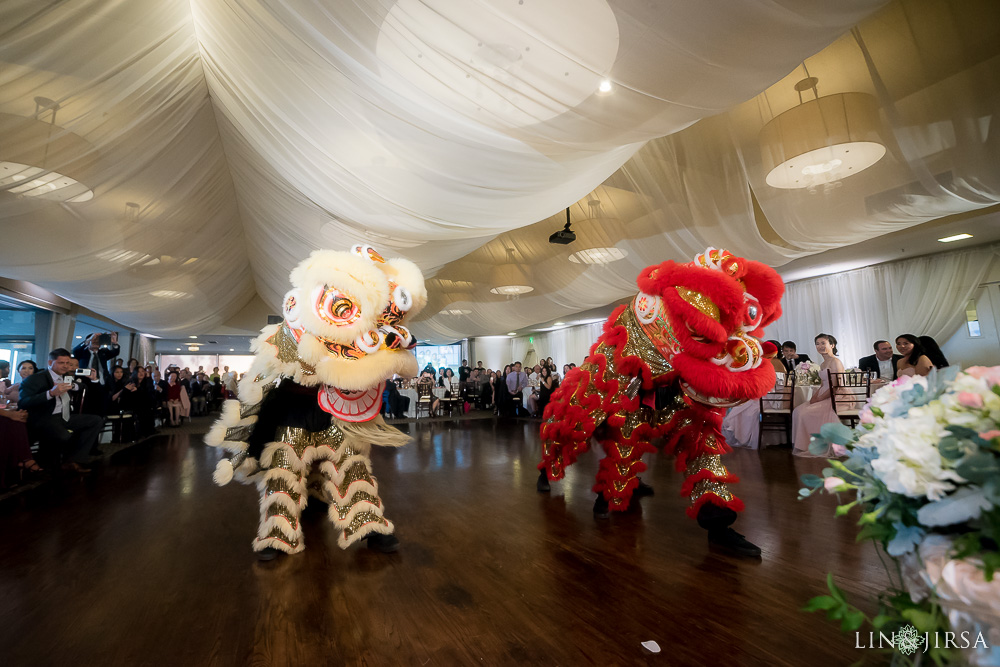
[
  {"xmin": 549, "ymin": 228, "xmax": 576, "ymax": 244},
  {"xmin": 549, "ymin": 208, "xmax": 576, "ymax": 244}
]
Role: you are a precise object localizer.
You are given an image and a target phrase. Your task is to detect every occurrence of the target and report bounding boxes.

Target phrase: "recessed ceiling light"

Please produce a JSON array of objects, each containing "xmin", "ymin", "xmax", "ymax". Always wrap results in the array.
[
  {"xmin": 75, "ymin": 335, "xmax": 82, "ymax": 339},
  {"xmin": 176, "ymin": 348, "xmax": 181, "ymax": 351},
  {"xmin": 490, "ymin": 285, "xmax": 533, "ymax": 295},
  {"xmin": 568, "ymin": 247, "xmax": 627, "ymax": 264},
  {"xmin": 553, "ymin": 322, "xmax": 565, "ymax": 326},
  {"xmin": 938, "ymin": 233, "xmax": 973, "ymax": 243},
  {"xmin": 507, "ymin": 332, "xmax": 517, "ymax": 336},
  {"xmin": 598, "ymin": 79, "xmax": 612, "ymax": 93},
  {"xmin": 188, "ymin": 335, "xmax": 197, "ymax": 339},
  {"xmin": 229, "ymin": 348, "xmax": 234, "ymax": 352}
]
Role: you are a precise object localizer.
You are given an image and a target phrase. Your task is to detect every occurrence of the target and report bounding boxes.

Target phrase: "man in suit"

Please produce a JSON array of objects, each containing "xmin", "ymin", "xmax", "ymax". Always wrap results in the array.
[
  {"xmin": 73, "ymin": 331, "xmax": 120, "ymax": 386},
  {"xmin": 779, "ymin": 341, "xmax": 812, "ymax": 373},
  {"xmin": 859, "ymin": 340, "xmax": 902, "ymax": 381},
  {"xmin": 19, "ymin": 348, "xmax": 104, "ymax": 473}
]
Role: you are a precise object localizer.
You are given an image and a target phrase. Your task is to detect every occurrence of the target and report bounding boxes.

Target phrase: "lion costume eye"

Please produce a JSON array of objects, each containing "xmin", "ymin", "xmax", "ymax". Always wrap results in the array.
[
  {"xmin": 313, "ymin": 284, "xmax": 361, "ymax": 326},
  {"xmin": 392, "ymin": 284, "xmax": 412, "ymax": 312}
]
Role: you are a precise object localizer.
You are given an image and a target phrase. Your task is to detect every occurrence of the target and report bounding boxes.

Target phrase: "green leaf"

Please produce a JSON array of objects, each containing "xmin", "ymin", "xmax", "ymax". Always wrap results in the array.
[
  {"xmin": 809, "ymin": 436, "xmax": 832, "ymax": 455},
  {"xmin": 871, "ymin": 406, "xmax": 884, "ymax": 417},
  {"xmin": 946, "ymin": 425, "xmax": 981, "ymax": 440},
  {"xmin": 856, "ymin": 523, "xmax": 893, "ymax": 543},
  {"xmin": 871, "ymin": 614, "xmax": 891, "ymax": 629},
  {"xmin": 841, "ymin": 610, "xmax": 866, "ymax": 632},
  {"xmin": 801, "ymin": 595, "xmax": 839, "ymax": 612},
  {"xmin": 820, "ymin": 421, "xmax": 855, "ymax": 445},
  {"xmin": 955, "ymin": 453, "xmax": 1000, "ymax": 485},
  {"xmin": 801, "ymin": 474, "xmax": 824, "ymax": 489},
  {"xmin": 827, "ymin": 573, "xmax": 847, "ymax": 603},
  {"xmin": 901, "ymin": 608, "xmax": 937, "ymax": 633},
  {"xmin": 938, "ymin": 436, "xmax": 963, "ymax": 460},
  {"xmin": 982, "ymin": 552, "xmax": 1000, "ymax": 582}
]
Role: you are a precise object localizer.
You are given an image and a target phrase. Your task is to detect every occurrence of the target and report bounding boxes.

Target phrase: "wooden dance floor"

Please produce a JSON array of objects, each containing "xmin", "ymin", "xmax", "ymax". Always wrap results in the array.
[{"xmin": 1, "ymin": 417, "xmax": 889, "ymax": 666}]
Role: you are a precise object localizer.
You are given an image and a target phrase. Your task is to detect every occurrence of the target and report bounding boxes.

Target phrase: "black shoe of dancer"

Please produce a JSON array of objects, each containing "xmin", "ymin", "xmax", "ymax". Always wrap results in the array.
[
  {"xmin": 256, "ymin": 547, "xmax": 282, "ymax": 562},
  {"xmin": 697, "ymin": 503, "xmax": 762, "ymax": 558},
  {"xmin": 633, "ymin": 477, "xmax": 654, "ymax": 497},
  {"xmin": 707, "ymin": 527, "xmax": 762, "ymax": 558},
  {"xmin": 366, "ymin": 533, "xmax": 400, "ymax": 553},
  {"xmin": 536, "ymin": 470, "xmax": 550, "ymax": 493},
  {"xmin": 593, "ymin": 494, "xmax": 610, "ymax": 519}
]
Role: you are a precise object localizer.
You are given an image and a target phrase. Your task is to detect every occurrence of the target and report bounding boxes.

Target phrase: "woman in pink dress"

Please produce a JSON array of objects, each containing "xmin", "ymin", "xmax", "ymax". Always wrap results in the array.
[{"xmin": 792, "ymin": 333, "xmax": 847, "ymax": 457}]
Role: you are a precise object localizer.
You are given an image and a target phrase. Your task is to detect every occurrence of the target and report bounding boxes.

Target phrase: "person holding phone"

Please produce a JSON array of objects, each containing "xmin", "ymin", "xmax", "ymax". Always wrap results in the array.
[
  {"xmin": 18, "ymin": 348, "xmax": 104, "ymax": 473},
  {"xmin": 73, "ymin": 331, "xmax": 120, "ymax": 397}
]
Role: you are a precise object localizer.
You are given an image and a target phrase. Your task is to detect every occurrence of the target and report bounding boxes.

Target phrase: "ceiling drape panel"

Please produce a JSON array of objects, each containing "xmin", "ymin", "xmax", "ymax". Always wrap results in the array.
[
  {"xmin": 412, "ymin": 0, "xmax": 1000, "ymax": 341},
  {"xmin": 7, "ymin": 0, "xmax": 950, "ymax": 340},
  {"xmin": 0, "ymin": 0, "xmax": 257, "ymax": 334},
  {"xmin": 186, "ymin": 0, "xmax": 884, "ymax": 302}
]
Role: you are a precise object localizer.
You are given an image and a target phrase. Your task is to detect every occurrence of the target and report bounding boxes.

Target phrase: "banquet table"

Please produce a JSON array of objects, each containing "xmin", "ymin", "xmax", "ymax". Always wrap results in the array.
[{"xmin": 399, "ymin": 386, "xmax": 447, "ymax": 418}]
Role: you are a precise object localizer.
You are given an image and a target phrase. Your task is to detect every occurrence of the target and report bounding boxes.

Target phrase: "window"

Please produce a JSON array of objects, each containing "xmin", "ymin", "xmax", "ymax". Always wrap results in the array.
[
  {"xmin": 965, "ymin": 298, "xmax": 981, "ymax": 337},
  {"xmin": 414, "ymin": 344, "xmax": 462, "ymax": 375}
]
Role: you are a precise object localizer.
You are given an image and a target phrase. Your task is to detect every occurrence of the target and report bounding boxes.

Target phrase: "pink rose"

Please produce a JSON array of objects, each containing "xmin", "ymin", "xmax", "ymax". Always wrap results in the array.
[
  {"xmin": 979, "ymin": 430, "xmax": 1000, "ymax": 442},
  {"xmin": 824, "ymin": 476, "xmax": 846, "ymax": 491},
  {"xmin": 965, "ymin": 366, "xmax": 1000, "ymax": 386},
  {"xmin": 860, "ymin": 410, "xmax": 875, "ymax": 424},
  {"xmin": 957, "ymin": 392, "xmax": 984, "ymax": 409}
]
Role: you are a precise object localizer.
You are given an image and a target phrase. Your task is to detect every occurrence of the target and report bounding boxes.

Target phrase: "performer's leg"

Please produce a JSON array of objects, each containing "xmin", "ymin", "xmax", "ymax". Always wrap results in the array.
[
  {"xmin": 253, "ymin": 442, "xmax": 308, "ymax": 556},
  {"xmin": 681, "ymin": 438, "xmax": 761, "ymax": 558},
  {"xmin": 593, "ymin": 430, "xmax": 656, "ymax": 516},
  {"xmin": 313, "ymin": 438, "xmax": 396, "ymax": 552},
  {"xmin": 538, "ymin": 365, "xmax": 606, "ymax": 489}
]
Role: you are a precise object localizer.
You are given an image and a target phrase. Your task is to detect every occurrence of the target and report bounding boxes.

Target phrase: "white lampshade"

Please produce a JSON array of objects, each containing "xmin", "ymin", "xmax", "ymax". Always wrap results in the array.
[
  {"xmin": 759, "ymin": 92, "xmax": 885, "ymax": 190},
  {"xmin": 0, "ymin": 112, "xmax": 97, "ymax": 202}
]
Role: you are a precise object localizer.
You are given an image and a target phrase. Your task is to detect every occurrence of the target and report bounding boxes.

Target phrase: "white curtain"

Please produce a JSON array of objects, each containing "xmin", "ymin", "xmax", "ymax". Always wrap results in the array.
[{"xmin": 766, "ymin": 245, "xmax": 999, "ymax": 366}]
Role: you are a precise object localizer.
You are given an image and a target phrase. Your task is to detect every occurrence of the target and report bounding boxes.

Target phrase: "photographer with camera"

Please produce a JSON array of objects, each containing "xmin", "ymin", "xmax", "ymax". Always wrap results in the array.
[
  {"xmin": 73, "ymin": 331, "xmax": 120, "ymax": 396},
  {"xmin": 18, "ymin": 348, "xmax": 104, "ymax": 474}
]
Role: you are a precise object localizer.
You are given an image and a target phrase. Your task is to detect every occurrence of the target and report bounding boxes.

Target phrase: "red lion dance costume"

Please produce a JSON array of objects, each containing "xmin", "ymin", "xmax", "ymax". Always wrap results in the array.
[{"xmin": 537, "ymin": 248, "xmax": 784, "ymax": 557}]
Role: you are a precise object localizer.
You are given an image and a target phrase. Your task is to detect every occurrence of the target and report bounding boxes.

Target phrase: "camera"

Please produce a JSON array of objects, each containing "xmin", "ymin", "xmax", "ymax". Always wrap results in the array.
[
  {"xmin": 74, "ymin": 368, "xmax": 92, "ymax": 377},
  {"xmin": 96, "ymin": 333, "xmax": 113, "ymax": 347}
]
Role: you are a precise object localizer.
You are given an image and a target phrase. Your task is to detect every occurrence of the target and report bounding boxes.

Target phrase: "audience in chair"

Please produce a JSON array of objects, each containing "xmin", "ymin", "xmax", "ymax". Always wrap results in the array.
[
  {"xmin": 779, "ymin": 341, "xmax": 811, "ymax": 373},
  {"xmin": 858, "ymin": 340, "xmax": 902, "ymax": 382},
  {"xmin": 791, "ymin": 334, "xmax": 846, "ymax": 458},
  {"xmin": 18, "ymin": 348, "xmax": 103, "ymax": 474},
  {"xmin": 895, "ymin": 334, "xmax": 934, "ymax": 378}
]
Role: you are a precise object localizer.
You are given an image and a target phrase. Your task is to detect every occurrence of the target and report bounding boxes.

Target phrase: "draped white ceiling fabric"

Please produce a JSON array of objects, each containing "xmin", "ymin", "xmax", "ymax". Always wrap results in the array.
[{"xmin": 1, "ymin": 0, "xmax": 996, "ymax": 342}]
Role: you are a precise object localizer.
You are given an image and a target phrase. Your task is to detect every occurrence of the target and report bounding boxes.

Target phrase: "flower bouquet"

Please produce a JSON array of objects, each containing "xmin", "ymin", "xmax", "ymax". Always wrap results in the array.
[
  {"xmin": 799, "ymin": 366, "xmax": 1000, "ymax": 665},
  {"xmin": 796, "ymin": 360, "xmax": 822, "ymax": 386}
]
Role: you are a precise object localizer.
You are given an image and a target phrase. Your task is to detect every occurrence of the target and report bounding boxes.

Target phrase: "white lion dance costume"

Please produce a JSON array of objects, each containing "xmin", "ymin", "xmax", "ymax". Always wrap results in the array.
[{"xmin": 207, "ymin": 245, "xmax": 426, "ymax": 557}]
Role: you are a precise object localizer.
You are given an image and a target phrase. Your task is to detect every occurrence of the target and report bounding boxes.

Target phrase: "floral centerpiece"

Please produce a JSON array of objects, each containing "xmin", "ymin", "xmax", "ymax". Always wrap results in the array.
[
  {"xmin": 796, "ymin": 360, "xmax": 822, "ymax": 386},
  {"xmin": 799, "ymin": 366, "xmax": 1000, "ymax": 665}
]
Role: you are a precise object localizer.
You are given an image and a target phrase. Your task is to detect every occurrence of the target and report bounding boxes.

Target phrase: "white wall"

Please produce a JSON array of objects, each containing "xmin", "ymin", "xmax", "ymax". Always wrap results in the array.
[{"xmin": 941, "ymin": 282, "xmax": 1000, "ymax": 369}]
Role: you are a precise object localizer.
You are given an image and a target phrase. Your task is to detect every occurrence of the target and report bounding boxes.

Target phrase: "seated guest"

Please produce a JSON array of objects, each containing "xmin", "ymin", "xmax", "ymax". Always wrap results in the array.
[
  {"xmin": 384, "ymin": 381, "xmax": 410, "ymax": 419},
  {"xmin": 0, "ymin": 393, "xmax": 43, "ymax": 486},
  {"xmin": 0, "ymin": 360, "xmax": 9, "ymax": 392},
  {"xmin": 4, "ymin": 359, "xmax": 37, "ymax": 403},
  {"xmin": 536, "ymin": 366, "xmax": 557, "ymax": 417},
  {"xmin": 18, "ymin": 348, "xmax": 103, "ymax": 473},
  {"xmin": 895, "ymin": 334, "xmax": 933, "ymax": 377},
  {"xmin": 131, "ymin": 368, "xmax": 157, "ymax": 436},
  {"xmin": 918, "ymin": 336, "xmax": 949, "ymax": 370},
  {"xmin": 858, "ymin": 340, "xmax": 902, "ymax": 382},
  {"xmin": 791, "ymin": 334, "xmax": 847, "ymax": 458},
  {"xmin": 780, "ymin": 341, "xmax": 811, "ymax": 373},
  {"xmin": 165, "ymin": 371, "xmax": 190, "ymax": 426},
  {"xmin": 765, "ymin": 340, "xmax": 786, "ymax": 375}
]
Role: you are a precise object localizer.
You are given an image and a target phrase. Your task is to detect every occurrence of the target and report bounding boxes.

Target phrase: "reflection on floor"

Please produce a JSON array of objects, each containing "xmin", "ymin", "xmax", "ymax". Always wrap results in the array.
[{"xmin": 0, "ymin": 417, "xmax": 888, "ymax": 666}]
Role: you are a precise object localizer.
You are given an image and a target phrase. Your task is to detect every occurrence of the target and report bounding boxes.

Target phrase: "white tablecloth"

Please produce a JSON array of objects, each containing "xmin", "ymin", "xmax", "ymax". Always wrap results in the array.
[
  {"xmin": 399, "ymin": 386, "xmax": 446, "ymax": 418},
  {"xmin": 722, "ymin": 385, "xmax": 819, "ymax": 450}
]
